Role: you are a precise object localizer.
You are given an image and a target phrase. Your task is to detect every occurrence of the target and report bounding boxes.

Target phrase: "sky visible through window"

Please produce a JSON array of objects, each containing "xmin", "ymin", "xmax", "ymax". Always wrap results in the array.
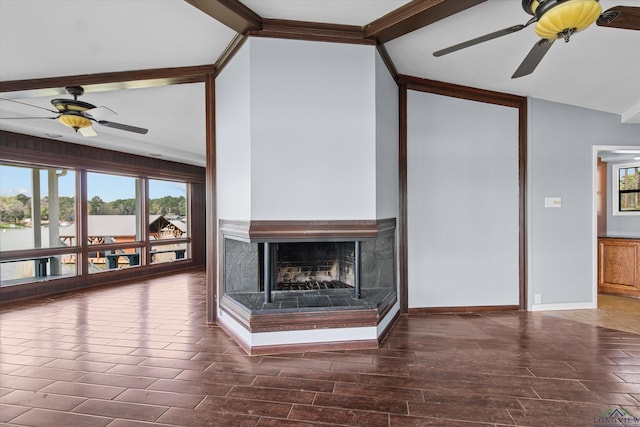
[{"xmin": 0, "ymin": 165, "xmax": 185, "ymax": 200}]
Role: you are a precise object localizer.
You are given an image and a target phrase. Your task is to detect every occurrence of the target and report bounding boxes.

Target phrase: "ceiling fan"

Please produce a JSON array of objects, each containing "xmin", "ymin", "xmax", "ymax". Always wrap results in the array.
[
  {"xmin": 0, "ymin": 86, "xmax": 148, "ymax": 137},
  {"xmin": 433, "ymin": 0, "xmax": 640, "ymax": 78}
]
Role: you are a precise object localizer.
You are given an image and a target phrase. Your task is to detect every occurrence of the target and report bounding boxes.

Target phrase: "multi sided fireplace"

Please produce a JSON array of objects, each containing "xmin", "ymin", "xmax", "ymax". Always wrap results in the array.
[{"xmin": 217, "ymin": 219, "xmax": 398, "ymax": 354}]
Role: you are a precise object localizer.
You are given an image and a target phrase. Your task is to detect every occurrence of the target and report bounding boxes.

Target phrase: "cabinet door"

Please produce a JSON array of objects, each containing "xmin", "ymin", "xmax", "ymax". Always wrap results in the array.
[{"xmin": 598, "ymin": 239, "xmax": 640, "ymax": 297}]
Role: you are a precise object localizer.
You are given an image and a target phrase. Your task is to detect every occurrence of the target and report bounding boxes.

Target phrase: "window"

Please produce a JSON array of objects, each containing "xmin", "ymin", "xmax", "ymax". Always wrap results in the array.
[
  {"xmin": 149, "ymin": 179, "xmax": 188, "ymax": 237},
  {"xmin": 0, "ymin": 253, "xmax": 78, "ymax": 283},
  {"xmin": 1, "ymin": 164, "xmax": 76, "ymax": 250},
  {"xmin": 1, "ymin": 163, "xmax": 79, "ymax": 284},
  {"xmin": 613, "ymin": 162, "xmax": 640, "ymax": 215},
  {"xmin": 149, "ymin": 179, "xmax": 190, "ymax": 264},
  {"xmin": 86, "ymin": 172, "xmax": 142, "ymax": 273},
  {"xmin": 87, "ymin": 172, "xmax": 140, "ymax": 242}
]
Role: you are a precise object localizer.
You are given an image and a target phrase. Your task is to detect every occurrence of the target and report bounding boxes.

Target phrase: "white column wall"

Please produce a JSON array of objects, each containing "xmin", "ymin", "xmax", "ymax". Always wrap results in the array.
[
  {"xmin": 374, "ymin": 52, "xmax": 399, "ymax": 219},
  {"xmin": 215, "ymin": 43, "xmax": 253, "ymax": 221},
  {"xmin": 249, "ymin": 38, "xmax": 378, "ymax": 220}
]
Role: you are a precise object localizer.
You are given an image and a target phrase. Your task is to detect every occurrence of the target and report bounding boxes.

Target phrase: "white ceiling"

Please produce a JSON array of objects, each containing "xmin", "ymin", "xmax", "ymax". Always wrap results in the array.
[
  {"xmin": 388, "ymin": 0, "xmax": 640, "ymax": 121},
  {"xmin": 1, "ymin": 0, "xmax": 639, "ymax": 167}
]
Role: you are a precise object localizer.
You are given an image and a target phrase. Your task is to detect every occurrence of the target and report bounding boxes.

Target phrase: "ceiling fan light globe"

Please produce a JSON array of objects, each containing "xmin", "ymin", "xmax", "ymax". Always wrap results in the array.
[
  {"xmin": 534, "ymin": 0, "xmax": 602, "ymax": 39},
  {"xmin": 58, "ymin": 113, "xmax": 92, "ymax": 130}
]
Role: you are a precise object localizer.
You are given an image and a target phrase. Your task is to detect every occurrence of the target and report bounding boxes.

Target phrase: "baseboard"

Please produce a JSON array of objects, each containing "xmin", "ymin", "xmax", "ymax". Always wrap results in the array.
[
  {"xmin": 249, "ymin": 339, "xmax": 379, "ymax": 356},
  {"xmin": 408, "ymin": 304, "xmax": 519, "ymax": 314},
  {"xmin": 530, "ymin": 302, "xmax": 595, "ymax": 311}
]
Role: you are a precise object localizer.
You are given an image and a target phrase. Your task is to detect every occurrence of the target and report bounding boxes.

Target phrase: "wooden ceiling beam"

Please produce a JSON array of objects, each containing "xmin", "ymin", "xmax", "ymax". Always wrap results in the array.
[
  {"xmin": 251, "ymin": 20, "xmax": 374, "ymax": 46},
  {"xmin": 184, "ymin": 0, "xmax": 262, "ymax": 34},
  {"xmin": 364, "ymin": 0, "xmax": 487, "ymax": 44},
  {"xmin": 0, "ymin": 65, "xmax": 216, "ymax": 98}
]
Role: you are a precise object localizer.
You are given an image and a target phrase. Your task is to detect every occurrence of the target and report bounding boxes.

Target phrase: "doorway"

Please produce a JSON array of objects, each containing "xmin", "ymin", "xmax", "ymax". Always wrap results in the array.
[{"xmin": 592, "ymin": 145, "xmax": 640, "ymax": 303}]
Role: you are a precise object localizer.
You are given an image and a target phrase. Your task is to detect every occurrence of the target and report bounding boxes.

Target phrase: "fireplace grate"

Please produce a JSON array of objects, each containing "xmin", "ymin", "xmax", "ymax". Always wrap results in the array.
[{"xmin": 277, "ymin": 280, "xmax": 352, "ymax": 291}]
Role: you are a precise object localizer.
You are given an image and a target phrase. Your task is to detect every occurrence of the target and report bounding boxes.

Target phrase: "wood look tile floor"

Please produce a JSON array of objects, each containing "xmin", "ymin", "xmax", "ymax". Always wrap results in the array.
[{"xmin": 1, "ymin": 270, "xmax": 639, "ymax": 426}]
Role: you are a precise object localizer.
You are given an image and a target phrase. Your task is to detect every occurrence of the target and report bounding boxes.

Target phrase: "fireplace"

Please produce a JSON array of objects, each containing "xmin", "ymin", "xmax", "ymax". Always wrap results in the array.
[
  {"xmin": 222, "ymin": 225, "xmax": 395, "ymax": 310},
  {"xmin": 214, "ymin": 37, "xmax": 400, "ymax": 355},
  {"xmin": 217, "ymin": 219, "xmax": 398, "ymax": 354}
]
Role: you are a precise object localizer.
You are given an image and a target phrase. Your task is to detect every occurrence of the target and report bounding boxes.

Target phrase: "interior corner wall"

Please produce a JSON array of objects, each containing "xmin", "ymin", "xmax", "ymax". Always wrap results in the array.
[
  {"xmin": 374, "ymin": 50, "xmax": 399, "ymax": 219},
  {"xmin": 215, "ymin": 42, "xmax": 252, "ymax": 221},
  {"xmin": 527, "ymin": 97, "xmax": 640, "ymax": 308},
  {"xmin": 248, "ymin": 38, "xmax": 377, "ymax": 220}
]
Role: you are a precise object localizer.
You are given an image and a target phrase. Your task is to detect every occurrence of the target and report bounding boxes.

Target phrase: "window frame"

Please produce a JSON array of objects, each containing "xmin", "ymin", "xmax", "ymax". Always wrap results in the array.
[
  {"xmin": 1, "ymin": 162, "xmax": 194, "ymax": 284},
  {"xmin": 612, "ymin": 161, "xmax": 640, "ymax": 216}
]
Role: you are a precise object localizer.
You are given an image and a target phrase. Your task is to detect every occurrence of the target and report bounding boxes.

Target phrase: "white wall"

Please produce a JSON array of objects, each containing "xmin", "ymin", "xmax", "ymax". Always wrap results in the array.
[
  {"xmin": 374, "ymin": 52, "xmax": 399, "ymax": 219},
  {"xmin": 407, "ymin": 91, "xmax": 520, "ymax": 308},
  {"xmin": 249, "ymin": 38, "xmax": 378, "ymax": 220},
  {"xmin": 528, "ymin": 98, "xmax": 640, "ymax": 308},
  {"xmin": 215, "ymin": 43, "xmax": 252, "ymax": 221}
]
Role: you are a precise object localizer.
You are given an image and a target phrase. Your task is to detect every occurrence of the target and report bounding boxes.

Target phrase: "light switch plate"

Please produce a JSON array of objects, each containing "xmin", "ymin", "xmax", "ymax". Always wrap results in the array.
[{"xmin": 544, "ymin": 197, "xmax": 561, "ymax": 208}]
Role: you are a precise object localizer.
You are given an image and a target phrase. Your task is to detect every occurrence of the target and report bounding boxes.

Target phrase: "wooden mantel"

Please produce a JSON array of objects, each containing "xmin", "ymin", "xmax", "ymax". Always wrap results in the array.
[{"xmin": 220, "ymin": 218, "xmax": 396, "ymax": 242}]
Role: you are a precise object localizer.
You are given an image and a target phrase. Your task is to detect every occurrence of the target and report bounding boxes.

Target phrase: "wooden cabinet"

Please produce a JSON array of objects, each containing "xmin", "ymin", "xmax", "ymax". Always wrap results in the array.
[{"xmin": 598, "ymin": 238, "xmax": 640, "ymax": 297}]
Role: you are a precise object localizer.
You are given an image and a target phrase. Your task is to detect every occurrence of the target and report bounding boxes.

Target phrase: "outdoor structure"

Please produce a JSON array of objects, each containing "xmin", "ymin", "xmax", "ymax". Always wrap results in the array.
[
  {"xmin": 57, "ymin": 215, "xmax": 186, "ymax": 266},
  {"xmin": 59, "ymin": 215, "xmax": 185, "ymax": 245}
]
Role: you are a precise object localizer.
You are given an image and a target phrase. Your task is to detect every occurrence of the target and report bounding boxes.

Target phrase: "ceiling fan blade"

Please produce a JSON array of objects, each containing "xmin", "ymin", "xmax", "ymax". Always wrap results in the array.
[
  {"xmin": 434, "ymin": 18, "xmax": 536, "ymax": 57},
  {"xmin": 512, "ymin": 38, "xmax": 555, "ymax": 79},
  {"xmin": 97, "ymin": 120, "xmax": 148, "ymax": 135},
  {"xmin": 597, "ymin": 6, "xmax": 640, "ymax": 30},
  {"xmin": 84, "ymin": 106, "xmax": 117, "ymax": 120},
  {"xmin": 79, "ymin": 126, "xmax": 98, "ymax": 137},
  {"xmin": 0, "ymin": 97, "xmax": 59, "ymax": 114}
]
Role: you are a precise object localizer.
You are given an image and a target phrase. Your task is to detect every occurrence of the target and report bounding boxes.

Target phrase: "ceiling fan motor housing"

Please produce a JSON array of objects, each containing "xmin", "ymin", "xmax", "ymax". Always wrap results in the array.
[
  {"xmin": 50, "ymin": 86, "xmax": 96, "ymax": 131},
  {"xmin": 51, "ymin": 98, "xmax": 96, "ymax": 113},
  {"xmin": 523, "ymin": 0, "xmax": 603, "ymax": 39},
  {"xmin": 50, "ymin": 98, "xmax": 95, "ymax": 131}
]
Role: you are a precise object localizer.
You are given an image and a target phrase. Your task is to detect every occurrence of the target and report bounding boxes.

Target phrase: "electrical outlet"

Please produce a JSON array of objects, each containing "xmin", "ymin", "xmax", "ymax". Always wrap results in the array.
[{"xmin": 534, "ymin": 293, "xmax": 541, "ymax": 304}]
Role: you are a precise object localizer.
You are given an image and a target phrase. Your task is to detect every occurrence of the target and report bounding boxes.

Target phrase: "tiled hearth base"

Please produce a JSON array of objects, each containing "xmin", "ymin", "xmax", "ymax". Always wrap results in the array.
[{"xmin": 218, "ymin": 288, "xmax": 398, "ymax": 355}]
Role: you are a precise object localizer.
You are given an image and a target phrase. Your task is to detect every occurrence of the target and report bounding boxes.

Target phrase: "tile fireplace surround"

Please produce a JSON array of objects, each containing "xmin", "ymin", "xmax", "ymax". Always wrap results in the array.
[{"xmin": 217, "ymin": 219, "xmax": 399, "ymax": 355}]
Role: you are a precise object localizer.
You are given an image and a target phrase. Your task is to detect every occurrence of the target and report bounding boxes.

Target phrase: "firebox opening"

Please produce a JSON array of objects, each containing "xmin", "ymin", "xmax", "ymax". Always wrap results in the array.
[{"xmin": 263, "ymin": 241, "xmax": 355, "ymax": 292}]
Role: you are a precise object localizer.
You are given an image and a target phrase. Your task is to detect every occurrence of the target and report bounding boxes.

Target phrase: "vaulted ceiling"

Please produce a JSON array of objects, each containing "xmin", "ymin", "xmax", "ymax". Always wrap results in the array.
[{"xmin": 1, "ymin": 0, "xmax": 639, "ymax": 167}]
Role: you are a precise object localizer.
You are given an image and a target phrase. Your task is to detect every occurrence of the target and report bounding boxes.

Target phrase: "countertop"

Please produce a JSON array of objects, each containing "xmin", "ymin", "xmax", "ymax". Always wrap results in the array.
[{"xmin": 598, "ymin": 236, "xmax": 640, "ymax": 240}]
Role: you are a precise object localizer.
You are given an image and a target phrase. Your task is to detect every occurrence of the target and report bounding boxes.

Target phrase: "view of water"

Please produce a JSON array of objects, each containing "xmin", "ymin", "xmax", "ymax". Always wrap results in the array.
[
  {"xmin": 0, "ymin": 227, "xmax": 77, "ymax": 284},
  {"xmin": 1, "ymin": 227, "xmax": 54, "ymax": 251}
]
